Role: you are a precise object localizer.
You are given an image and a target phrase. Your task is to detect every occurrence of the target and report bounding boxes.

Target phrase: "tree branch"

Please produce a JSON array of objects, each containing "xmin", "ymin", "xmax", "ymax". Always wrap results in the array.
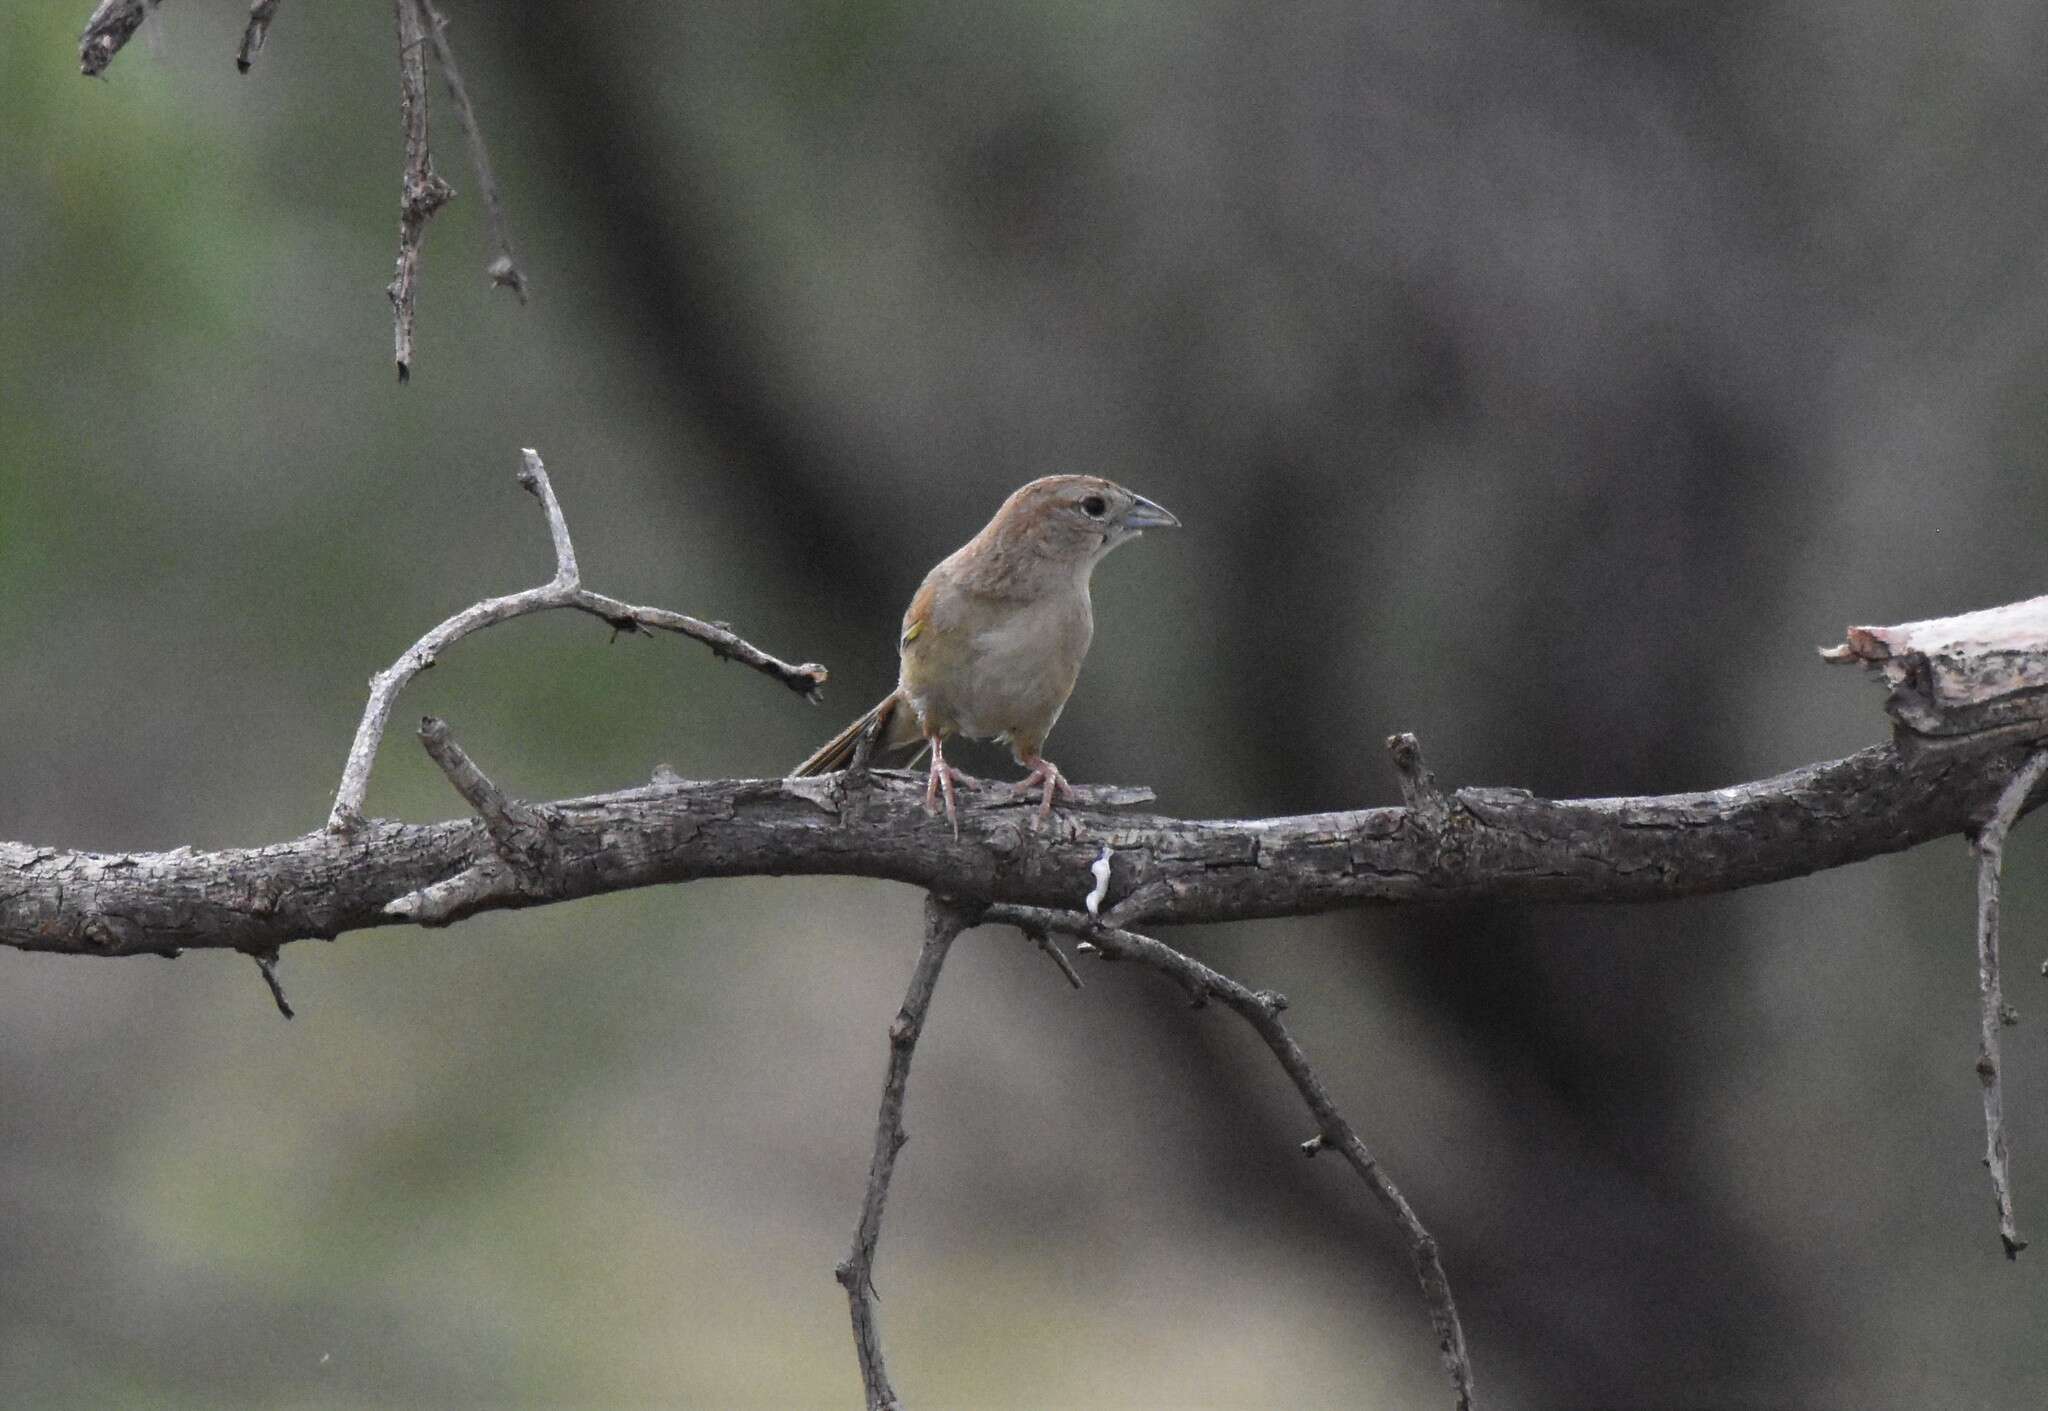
[
  {"xmin": 983, "ymin": 904, "xmax": 1477, "ymax": 1409},
  {"xmin": 836, "ymin": 895, "xmax": 976, "ymax": 1411},
  {"xmin": 415, "ymin": 0, "xmax": 526, "ymax": 299},
  {"xmin": 1972, "ymin": 748, "xmax": 2048, "ymax": 1258},
  {"xmin": 324, "ymin": 447, "xmax": 825, "ymax": 833},
  {"xmin": 79, "ymin": 0, "xmax": 153, "ymax": 77},
  {"xmin": 235, "ymin": 0, "xmax": 283, "ymax": 72},
  {"xmin": 7, "ymin": 737, "xmax": 2044, "ymax": 959},
  {"xmin": 389, "ymin": 0, "xmax": 453, "ymax": 383}
]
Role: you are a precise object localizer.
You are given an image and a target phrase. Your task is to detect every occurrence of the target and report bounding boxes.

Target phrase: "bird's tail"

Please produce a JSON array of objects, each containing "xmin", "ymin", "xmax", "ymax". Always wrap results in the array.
[{"xmin": 791, "ymin": 691, "xmax": 918, "ymax": 776}]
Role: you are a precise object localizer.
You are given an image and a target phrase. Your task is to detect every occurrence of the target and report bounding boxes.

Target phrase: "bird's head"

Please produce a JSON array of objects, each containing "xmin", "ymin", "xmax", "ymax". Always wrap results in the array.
[{"xmin": 987, "ymin": 474, "xmax": 1181, "ymax": 570}]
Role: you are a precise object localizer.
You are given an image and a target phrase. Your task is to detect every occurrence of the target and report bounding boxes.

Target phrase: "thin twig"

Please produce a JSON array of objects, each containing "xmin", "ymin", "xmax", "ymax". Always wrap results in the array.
[
  {"xmin": 1972, "ymin": 747, "xmax": 2048, "ymax": 1258},
  {"xmin": 1021, "ymin": 924, "xmax": 1084, "ymax": 990},
  {"xmin": 252, "ymin": 950, "xmax": 293, "ymax": 1019},
  {"xmin": 415, "ymin": 0, "xmax": 527, "ymax": 300},
  {"xmin": 837, "ymin": 895, "xmax": 976, "ymax": 1411},
  {"xmin": 984, "ymin": 903, "xmax": 1478, "ymax": 1411},
  {"xmin": 389, "ymin": 0, "xmax": 453, "ymax": 382},
  {"xmin": 325, "ymin": 447, "xmax": 826, "ymax": 832},
  {"xmin": 235, "ymin": 0, "xmax": 283, "ymax": 72},
  {"xmin": 79, "ymin": 0, "xmax": 153, "ymax": 76}
]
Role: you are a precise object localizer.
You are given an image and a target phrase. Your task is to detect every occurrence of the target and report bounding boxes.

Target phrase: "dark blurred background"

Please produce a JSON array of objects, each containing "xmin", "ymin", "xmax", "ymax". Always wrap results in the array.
[{"xmin": 5, "ymin": 1, "xmax": 2048, "ymax": 1406}]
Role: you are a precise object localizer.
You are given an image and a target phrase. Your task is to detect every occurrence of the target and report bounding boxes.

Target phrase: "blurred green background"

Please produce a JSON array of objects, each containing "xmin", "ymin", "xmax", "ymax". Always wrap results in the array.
[{"xmin": 6, "ymin": 1, "xmax": 2048, "ymax": 1406}]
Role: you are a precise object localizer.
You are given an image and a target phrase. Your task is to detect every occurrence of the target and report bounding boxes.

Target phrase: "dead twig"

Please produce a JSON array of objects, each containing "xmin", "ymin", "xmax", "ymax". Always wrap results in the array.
[
  {"xmin": 389, "ymin": 0, "xmax": 454, "ymax": 382},
  {"xmin": 325, "ymin": 447, "xmax": 825, "ymax": 833},
  {"xmin": 836, "ymin": 895, "xmax": 977, "ymax": 1411},
  {"xmin": 413, "ymin": 0, "xmax": 526, "ymax": 299},
  {"xmin": 1971, "ymin": 747, "xmax": 2048, "ymax": 1258},
  {"xmin": 251, "ymin": 950, "xmax": 293, "ymax": 1019},
  {"xmin": 78, "ymin": 0, "xmax": 153, "ymax": 77},
  {"xmin": 984, "ymin": 903, "xmax": 1477, "ymax": 1411},
  {"xmin": 235, "ymin": 0, "xmax": 283, "ymax": 71}
]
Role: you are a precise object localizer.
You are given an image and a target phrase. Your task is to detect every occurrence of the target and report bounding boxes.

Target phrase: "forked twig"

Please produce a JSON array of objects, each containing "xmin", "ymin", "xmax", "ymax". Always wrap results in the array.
[
  {"xmin": 325, "ymin": 447, "xmax": 826, "ymax": 832},
  {"xmin": 1972, "ymin": 747, "xmax": 2048, "ymax": 1258},
  {"xmin": 984, "ymin": 903, "xmax": 1478, "ymax": 1411}
]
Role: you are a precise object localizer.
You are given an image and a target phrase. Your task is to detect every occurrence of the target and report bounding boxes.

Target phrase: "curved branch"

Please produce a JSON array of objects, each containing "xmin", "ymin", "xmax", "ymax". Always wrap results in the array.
[
  {"xmin": 325, "ymin": 447, "xmax": 826, "ymax": 832},
  {"xmin": 985, "ymin": 904, "xmax": 1476, "ymax": 1409},
  {"xmin": 5, "ymin": 735, "xmax": 2044, "ymax": 959}
]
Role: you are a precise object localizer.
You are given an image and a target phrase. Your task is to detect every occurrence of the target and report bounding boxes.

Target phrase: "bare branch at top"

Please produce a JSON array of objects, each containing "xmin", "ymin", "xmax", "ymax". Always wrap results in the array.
[
  {"xmin": 389, "ymin": 0, "xmax": 454, "ymax": 383},
  {"xmin": 416, "ymin": 0, "xmax": 527, "ymax": 300}
]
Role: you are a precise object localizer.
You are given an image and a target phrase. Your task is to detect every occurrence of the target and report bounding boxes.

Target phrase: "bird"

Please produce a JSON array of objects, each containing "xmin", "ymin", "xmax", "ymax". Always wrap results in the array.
[{"xmin": 792, "ymin": 474, "xmax": 1179, "ymax": 830}]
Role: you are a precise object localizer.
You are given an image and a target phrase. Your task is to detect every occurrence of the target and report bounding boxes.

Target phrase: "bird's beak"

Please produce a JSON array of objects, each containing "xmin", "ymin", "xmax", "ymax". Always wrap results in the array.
[{"xmin": 1119, "ymin": 494, "xmax": 1180, "ymax": 532}]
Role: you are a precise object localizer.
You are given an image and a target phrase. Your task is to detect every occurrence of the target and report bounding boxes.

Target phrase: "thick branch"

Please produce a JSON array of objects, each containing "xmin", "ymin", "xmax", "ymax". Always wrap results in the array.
[
  {"xmin": 6, "ymin": 738, "xmax": 2045, "ymax": 959},
  {"xmin": 985, "ymin": 904, "xmax": 1476, "ymax": 1409}
]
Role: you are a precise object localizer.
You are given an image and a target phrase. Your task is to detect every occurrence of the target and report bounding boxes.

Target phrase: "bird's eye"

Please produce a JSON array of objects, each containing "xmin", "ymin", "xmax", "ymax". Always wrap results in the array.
[{"xmin": 1080, "ymin": 495, "xmax": 1107, "ymax": 518}]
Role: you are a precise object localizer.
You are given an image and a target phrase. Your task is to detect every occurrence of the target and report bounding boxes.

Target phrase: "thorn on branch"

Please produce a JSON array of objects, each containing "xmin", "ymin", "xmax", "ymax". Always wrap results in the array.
[
  {"xmin": 1301, "ymin": 1133, "xmax": 1326, "ymax": 1157},
  {"xmin": 253, "ymin": 950, "xmax": 294, "ymax": 1019}
]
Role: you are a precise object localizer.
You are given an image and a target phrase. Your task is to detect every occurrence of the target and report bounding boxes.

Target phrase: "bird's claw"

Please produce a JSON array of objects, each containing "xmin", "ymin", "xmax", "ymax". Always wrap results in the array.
[{"xmin": 1013, "ymin": 757, "xmax": 1074, "ymax": 830}]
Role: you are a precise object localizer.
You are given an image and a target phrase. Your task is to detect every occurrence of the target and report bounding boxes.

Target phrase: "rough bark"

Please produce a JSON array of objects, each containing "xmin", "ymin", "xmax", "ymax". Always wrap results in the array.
[{"xmin": 4, "ymin": 738, "xmax": 2041, "ymax": 961}]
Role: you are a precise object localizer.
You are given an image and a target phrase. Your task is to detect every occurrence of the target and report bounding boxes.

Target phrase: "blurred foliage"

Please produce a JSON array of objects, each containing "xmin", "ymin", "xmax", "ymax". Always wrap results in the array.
[{"xmin": 6, "ymin": 0, "xmax": 2048, "ymax": 1406}]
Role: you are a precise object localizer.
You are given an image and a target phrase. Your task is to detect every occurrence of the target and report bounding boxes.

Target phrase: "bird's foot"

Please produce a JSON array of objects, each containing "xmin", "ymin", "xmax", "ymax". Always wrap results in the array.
[
  {"xmin": 1013, "ymin": 756, "xmax": 1076, "ymax": 829},
  {"xmin": 923, "ymin": 741, "xmax": 973, "ymax": 837}
]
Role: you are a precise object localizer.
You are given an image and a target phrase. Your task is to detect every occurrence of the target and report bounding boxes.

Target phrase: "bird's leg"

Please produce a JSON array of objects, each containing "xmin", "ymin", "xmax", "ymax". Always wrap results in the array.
[
  {"xmin": 923, "ymin": 735, "xmax": 967, "ymax": 834},
  {"xmin": 1012, "ymin": 752, "xmax": 1076, "ymax": 825}
]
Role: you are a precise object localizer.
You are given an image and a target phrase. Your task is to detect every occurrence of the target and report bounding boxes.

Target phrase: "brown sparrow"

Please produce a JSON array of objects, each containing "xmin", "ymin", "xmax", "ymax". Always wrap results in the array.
[{"xmin": 793, "ymin": 475, "xmax": 1179, "ymax": 828}]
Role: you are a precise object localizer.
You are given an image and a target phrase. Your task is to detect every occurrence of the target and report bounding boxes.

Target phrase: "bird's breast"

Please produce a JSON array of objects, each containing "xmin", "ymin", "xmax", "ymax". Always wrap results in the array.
[{"xmin": 900, "ymin": 589, "xmax": 1093, "ymax": 745}]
